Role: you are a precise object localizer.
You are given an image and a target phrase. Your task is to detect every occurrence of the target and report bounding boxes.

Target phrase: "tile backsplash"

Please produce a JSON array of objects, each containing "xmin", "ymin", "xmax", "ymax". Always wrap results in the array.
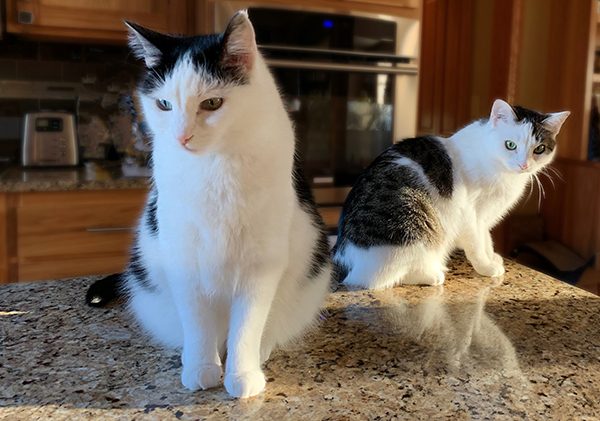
[{"xmin": 0, "ymin": 35, "xmax": 149, "ymax": 165}]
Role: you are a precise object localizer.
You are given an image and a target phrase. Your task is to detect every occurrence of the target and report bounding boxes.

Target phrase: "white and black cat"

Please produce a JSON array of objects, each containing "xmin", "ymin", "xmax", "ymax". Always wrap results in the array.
[
  {"xmin": 87, "ymin": 11, "xmax": 331, "ymax": 398},
  {"xmin": 333, "ymin": 100, "xmax": 569, "ymax": 290}
]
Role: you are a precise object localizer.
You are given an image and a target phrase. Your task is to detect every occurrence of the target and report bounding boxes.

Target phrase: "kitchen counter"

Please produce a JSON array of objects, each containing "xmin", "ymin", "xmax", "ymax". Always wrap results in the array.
[
  {"xmin": 1, "ymin": 255, "xmax": 599, "ymax": 420},
  {"xmin": 0, "ymin": 162, "xmax": 150, "ymax": 192}
]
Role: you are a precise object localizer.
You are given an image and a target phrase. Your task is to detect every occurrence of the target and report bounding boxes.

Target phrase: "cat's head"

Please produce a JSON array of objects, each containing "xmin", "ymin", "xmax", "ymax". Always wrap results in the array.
[
  {"xmin": 126, "ymin": 11, "xmax": 261, "ymax": 154},
  {"xmin": 487, "ymin": 99, "xmax": 570, "ymax": 174}
]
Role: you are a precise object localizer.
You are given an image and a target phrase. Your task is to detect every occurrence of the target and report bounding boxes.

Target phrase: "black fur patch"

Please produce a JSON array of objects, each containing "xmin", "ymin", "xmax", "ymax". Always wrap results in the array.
[
  {"xmin": 127, "ymin": 23, "xmax": 249, "ymax": 95},
  {"xmin": 512, "ymin": 105, "xmax": 555, "ymax": 150},
  {"xmin": 331, "ymin": 259, "xmax": 349, "ymax": 290},
  {"xmin": 145, "ymin": 188, "xmax": 159, "ymax": 236},
  {"xmin": 127, "ymin": 245, "xmax": 154, "ymax": 291},
  {"xmin": 336, "ymin": 136, "xmax": 451, "ymax": 250},
  {"xmin": 85, "ymin": 273, "xmax": 123, "ymax": 307},
  {"xmin": 390, "ymin": 137, "xmax": 453, "ymax": 198},
  {"xmin": 292, "ymin": 153, "xmax": 330, "ymax": 278}
]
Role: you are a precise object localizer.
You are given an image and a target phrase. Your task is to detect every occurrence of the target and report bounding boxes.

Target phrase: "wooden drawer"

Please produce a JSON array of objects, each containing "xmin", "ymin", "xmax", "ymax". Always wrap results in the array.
[
  {"xmin": 319, "ymin": 206, "xmax": 342, "ymax": 231},
  {"xmin": 16, "ymin": 189, "xmax": 146, "ymax": 281},
  {"xmin": 3, "ymin": 189, "xmax": 339, "ymax": 283},
  {"xmin": 6, "ymin": 0, "xmax": 193, "ymax": 43}
]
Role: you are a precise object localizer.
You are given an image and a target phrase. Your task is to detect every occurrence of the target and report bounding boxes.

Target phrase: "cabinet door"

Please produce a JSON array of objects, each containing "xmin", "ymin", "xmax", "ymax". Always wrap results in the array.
[
  {"xmin": 7, "ymin": 0, "xmax": 192, "ymax": 42},
  {"xmin": 16, "ymin": 189, "xmax": 146, "ymax": 282}
]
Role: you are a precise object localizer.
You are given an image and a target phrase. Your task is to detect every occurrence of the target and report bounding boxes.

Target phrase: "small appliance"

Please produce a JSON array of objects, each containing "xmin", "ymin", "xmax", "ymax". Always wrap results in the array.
[{"xmin": 21, "ymin": 112, "xmax": 79, "ymax": 167}]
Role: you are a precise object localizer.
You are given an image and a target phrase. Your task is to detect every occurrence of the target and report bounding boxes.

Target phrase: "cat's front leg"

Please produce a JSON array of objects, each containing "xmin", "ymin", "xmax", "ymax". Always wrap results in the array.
[
  {"xmin": 459, "ymin": 224, "xmax": 505, "ymax": 277},
  {"xmin": 224, "ymin": 265, "xmax": 283, "ymax": 398},
  {"xmin": 169, "ymin": 275, "xmax": 225, "ymax": 391}
]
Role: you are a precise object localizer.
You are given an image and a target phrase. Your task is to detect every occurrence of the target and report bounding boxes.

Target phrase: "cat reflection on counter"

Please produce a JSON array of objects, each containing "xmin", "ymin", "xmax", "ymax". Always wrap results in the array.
[
  {"xmin": 367, "ymin": 283, "xmax": 522, "ymax": 376},
  {"xmin": 333, "ymin": 100, "xmax": 569, "ymax": 289},
  {"xmin": 86, "ymin": 11, "xmax": 331, "ymax": 399}
]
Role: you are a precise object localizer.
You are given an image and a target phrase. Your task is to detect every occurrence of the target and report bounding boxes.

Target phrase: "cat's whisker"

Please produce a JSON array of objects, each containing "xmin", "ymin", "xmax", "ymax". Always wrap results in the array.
[
  {"xmin": 540, "ymin": 174, "xmax": 547, "ymax": 199},
  {"xmin": 546, "ymin": 166, "xmax": 564, "ymax": 182},
  {"xmin": 532, "ymin": 173, "xmax": 545, "ymax": 211},
  {"xmin": 539, "ymin": 169, "xmax": 556, "ymax": 190},
  {"xmin": 525, "ymin": 174, "xmax": 535, "ymax": 203}
]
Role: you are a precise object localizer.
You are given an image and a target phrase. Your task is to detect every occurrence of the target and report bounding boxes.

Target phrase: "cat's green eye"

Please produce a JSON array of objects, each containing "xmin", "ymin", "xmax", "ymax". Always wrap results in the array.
[
  {"xmin": 200, "ymin": 97, "xmax": 224, "ymax": 111},
  {"xmin": 505, "ymin": 140, "xmax": 517, "ymax": 151},
  {"xmin": 533, "ymin": 144, "xmax": 546, "ymax": 154},
  {"xmin": 156, "ymin": 99, "xmax": 172, "ymax": 111}
]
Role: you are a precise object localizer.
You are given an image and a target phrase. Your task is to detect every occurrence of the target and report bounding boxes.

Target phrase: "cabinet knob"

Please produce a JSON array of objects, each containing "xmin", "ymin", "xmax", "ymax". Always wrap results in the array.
[{"xmin": 17, "ymin": 11, "xmax": 34, "ymax": 25}]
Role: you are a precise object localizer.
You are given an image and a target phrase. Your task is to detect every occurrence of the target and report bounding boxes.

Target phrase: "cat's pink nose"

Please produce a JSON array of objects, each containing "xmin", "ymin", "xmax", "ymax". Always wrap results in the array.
[
  {"xmin": 520, "ymin": 163, "xmax": 529, "ymax": 170},
  {"xmin": 178, "ymin": 134, "xmax": 194, "ymax": 145}
]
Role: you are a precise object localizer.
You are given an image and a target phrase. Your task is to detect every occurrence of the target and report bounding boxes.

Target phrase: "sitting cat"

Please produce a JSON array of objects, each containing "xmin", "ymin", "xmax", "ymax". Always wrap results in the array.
[
  {"xmin": 333, "ymin": 100, "xmax": 569, "ymax": 290},
  {"xmin": 87, "ymin": 11, "xmax": 331, "ymax": 398}
]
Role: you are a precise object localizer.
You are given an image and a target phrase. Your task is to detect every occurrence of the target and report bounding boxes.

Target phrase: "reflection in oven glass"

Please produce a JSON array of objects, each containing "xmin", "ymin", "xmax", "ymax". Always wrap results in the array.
[{"xmin": 274, "ymin": 69, "xmax": 394, "ymax": 187}]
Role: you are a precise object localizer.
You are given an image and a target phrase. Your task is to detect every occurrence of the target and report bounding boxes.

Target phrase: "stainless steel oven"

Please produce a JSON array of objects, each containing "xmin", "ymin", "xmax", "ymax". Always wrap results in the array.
[{"xmin": 214, "ymin": 1, "xmax": 420, "ymax": 203}]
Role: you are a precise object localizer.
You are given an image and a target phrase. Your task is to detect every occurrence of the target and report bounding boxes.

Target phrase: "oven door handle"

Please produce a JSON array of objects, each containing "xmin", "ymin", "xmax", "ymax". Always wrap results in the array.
[{"xmin": 265, "ymin": 59, "xmax": 418, "ymax": 75}]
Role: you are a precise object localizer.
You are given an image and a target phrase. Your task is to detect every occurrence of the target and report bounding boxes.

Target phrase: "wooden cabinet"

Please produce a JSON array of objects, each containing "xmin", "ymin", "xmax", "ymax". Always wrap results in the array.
[
  {"xmin": 0, "ymin": 188, "xmax": 341, "ymax": 284},
  {"xmin": 417, "ymin": 0, "xmax": 473, "ymax": 136},
  {"xmin": 1, "ymin": 189, "xmax": 146, "ymax": 283},
  {"xmin": 6, "ymin": 0, "xmax": 194, "ymax": 42},
  {"xmin": 417, "ymin": 0, "xmax": 524, "ymax": 136},
  {"xmin": 541, "ymin": 159, "xmax": 600, "ymax": 262},
  {"xmin": 0, "ymin": 194, "xmax": 9, "ymax": 284}
]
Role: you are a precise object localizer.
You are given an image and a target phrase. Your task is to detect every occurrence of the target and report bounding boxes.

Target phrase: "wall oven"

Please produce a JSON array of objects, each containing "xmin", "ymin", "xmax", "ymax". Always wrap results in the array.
[{"xmin": 214, "ymin": 2, "xmax": 420, "ymax": 203}]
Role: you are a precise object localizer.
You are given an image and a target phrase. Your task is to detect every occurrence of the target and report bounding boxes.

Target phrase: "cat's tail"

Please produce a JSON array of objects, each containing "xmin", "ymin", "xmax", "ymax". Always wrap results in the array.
[
  {"xmin": 85, "ymin": 273, "xmax": 124, "ymax": 307},
  {"xmin": 330, "ymin": 243, "xmax": 349, "ymax": 289}
]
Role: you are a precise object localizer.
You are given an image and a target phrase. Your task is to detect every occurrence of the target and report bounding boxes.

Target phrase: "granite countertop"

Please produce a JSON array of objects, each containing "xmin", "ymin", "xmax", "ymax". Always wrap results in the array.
[
  {"xmin": 1, "ymin": 255, "xmax": 599, "ymax": 420},
  {"xmin": 0, "ymin": 162, "xmax": 150, "ymax": 192}
]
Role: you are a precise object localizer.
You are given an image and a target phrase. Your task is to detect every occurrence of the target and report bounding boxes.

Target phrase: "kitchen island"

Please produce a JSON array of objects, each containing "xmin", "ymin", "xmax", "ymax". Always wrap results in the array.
[{"xmin": 1, "ymin": 255, "xmax": 599, "ymax": 420}]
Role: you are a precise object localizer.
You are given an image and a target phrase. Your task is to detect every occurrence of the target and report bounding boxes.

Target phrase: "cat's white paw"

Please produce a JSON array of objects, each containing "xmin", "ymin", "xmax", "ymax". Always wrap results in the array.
[
  {"xmin": 260, "ymin": 344, "xmax": 273, "ymax": 365},
  {"xmin": 473, "ymin": 260, "xmax": 505, "ymax": 277},
  {"xmin": 181, "ymin": 363, "xmax": 223, "ymax": 391},
  {"xmin": 430, "ymin": 270, "xmax": 445, "ymax": 286},
  {"xmin": 492, "ymin": 253, "xmax": 503, "ymax": 266},
  {"xmin": 224, "ymin": 370, "xmax": 266, "ymax": 398}
]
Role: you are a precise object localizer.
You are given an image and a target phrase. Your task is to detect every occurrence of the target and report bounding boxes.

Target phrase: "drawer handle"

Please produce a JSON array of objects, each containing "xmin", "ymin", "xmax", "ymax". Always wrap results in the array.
[{"xmin": 86, "ymin": 227, "xmax": 134, "ymax": 233}]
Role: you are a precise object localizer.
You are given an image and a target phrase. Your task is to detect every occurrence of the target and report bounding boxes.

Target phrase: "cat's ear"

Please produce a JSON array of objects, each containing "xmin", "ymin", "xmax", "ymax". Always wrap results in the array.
[
  {"xmin": 542, "ymin": 111, "xmax": 570, "ymax": 136},
  {"xmin": 490, "ymin": 99, "xmax": 517, "ymax": 127},
  {"xmin": 125, "ymin": 21, "xmax": 165, "ymax": 68},
  {"xmin": 222, "ymin": 10, "xmax": 257, "ymax": 74}
]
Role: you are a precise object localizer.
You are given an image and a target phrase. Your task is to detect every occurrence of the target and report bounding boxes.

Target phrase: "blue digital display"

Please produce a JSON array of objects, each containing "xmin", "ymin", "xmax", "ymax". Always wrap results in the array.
[{"xmin": 323, "ymin": 19, "xmax": 334, "ymax": 29}]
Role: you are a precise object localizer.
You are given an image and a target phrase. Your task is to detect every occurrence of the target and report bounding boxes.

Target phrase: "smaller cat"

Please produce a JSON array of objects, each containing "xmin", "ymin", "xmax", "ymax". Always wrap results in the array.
[{"xmin": 333, "ymin": 100, "xmax": 569, "ymax": 289}]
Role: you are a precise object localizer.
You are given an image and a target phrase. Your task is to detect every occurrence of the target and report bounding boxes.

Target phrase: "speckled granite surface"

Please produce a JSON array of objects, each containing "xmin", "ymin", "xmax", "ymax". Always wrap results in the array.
[
  {"xmin": 1, "ymin": 256, "xmax": 599, "ymax": 420},
  {"xmin": 0, "ymin": 162, "xmax": 150, "ymax": 192}
]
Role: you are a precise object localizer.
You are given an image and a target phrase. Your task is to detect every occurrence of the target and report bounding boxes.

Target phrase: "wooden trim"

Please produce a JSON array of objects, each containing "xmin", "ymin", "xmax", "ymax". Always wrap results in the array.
[
  {"xmin": 195, "ymin": 0, "xmax": 216, "ymax": 34},
  {"xmin": 18, "ymin": 254, "xmax": 129, "ymax": 282},
  {"xmin": 417, "ymin": 0, "xmax": 446, "ymax": 135},
  {"xmin": 6, "ymin": 0, "xmax": 195, "ymax": 43},
  {"xmin": 318, "ymin": 206, "xmax": 342, "ymax": 230},
  {"xmin": 417, "ymin": 0, "xmax": 473, "ymax": 136},
  {"xmin": 544, "ymin": 0, "xmax": 595, "ymax": 160},
  {"xmin": 540, "ymin": 158, "xmax": 600, "ymax": 260},
  {"xmin": 6, "ymin": 194, "xmax": 18, "ymax": 283},
  {"xmin": 505, "ymin": 0, "xmax": 523, "ymax": 103},
  {"xmin": 489, "ymin": 0, "xmax": 521, "ymax": 103},
  {"xmin": 441, "ymin": 0, "xmax": 472, "ymax": 134},
  {"xmin": 6, "ymin": 23, "xmax": 129, "ymax": 43},
  {"xmin": 0, "ymin": 194, "xmax": 8, "ymax": 284}
]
